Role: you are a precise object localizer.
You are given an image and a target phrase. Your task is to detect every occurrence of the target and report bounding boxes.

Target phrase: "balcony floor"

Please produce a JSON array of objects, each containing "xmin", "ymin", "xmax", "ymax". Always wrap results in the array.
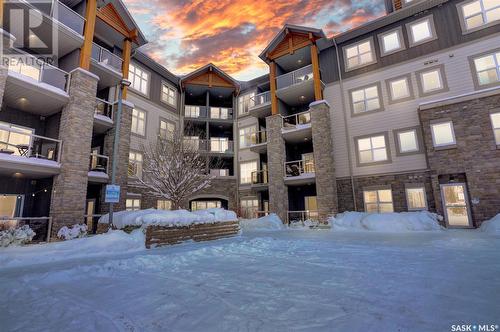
[
  {"xmin": 249, "ymin": 102, "xmax": 271, "ymax": 118},
  {"xmin": 90, "ymin": 62, "xmax": 122, "ymax": 90},
  {"xmin": 88, "ymin": 171, "xmax": 109, "ymax": 184},
  {"xmin": 0, "ymin": 153, "xmax": 60, "ymax": 178},
  {"xmin": 93, "ymin": 114, "xmax": 114, "ymax": 134},
  {"xmin": 284, "ymin": 173, "xmax": 316, "ymax": 186},
  {"xmin": 249, "ymin": 142, "xmax": 267, "ymax": 154},
  {"xmin": 281, "ymin": 124, "xmax": 312, "ymax": 143}
]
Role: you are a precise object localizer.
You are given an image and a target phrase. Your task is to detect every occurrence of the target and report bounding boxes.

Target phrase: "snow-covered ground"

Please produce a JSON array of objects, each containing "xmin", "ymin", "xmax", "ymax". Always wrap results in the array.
[{"xmin": 0, "ymin": 229, "xmax": 499, "ymax": 331}]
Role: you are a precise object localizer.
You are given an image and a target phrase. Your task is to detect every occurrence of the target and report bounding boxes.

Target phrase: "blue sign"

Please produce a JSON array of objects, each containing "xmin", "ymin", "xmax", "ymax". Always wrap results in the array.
[{"xmin": 105, "ymin": 185, "xmax": 120, "ymax": 203}]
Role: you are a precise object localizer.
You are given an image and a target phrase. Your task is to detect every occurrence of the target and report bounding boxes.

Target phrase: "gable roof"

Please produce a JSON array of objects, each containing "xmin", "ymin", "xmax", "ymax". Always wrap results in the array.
[
  {"xmin": 180, "ymin": 63, "xmax": 240, "ymax": 91},
  {"xmin": 99, "ymin": 0, "xmax": 148, "ymax": 47}
]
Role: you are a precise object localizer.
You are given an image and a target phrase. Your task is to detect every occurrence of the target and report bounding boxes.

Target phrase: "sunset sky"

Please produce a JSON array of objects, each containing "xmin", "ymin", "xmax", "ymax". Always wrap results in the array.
[{"xmin": 123, "ymin": 0, "xmax": 386, "ymax": 80}]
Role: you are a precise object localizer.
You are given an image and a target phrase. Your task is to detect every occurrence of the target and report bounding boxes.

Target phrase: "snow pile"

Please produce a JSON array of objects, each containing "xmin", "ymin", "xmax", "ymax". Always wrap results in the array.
[
  {"xmin": 479, "ymin": 214, "xmax": 500, "ymax": 234},
  {"xmin": 240, "ymin": 214, "xmax": 284, "ymax": 232},
  {"xmin": 57, "ymin": 224, "xmax": 88, "ymax": 240},
  {"xmin": 0, "ymin": 225, "xmax": 36, "ymax": 247},
  {"xmin": 0, "ymin": 230, "xmax": 145, "ymax": 269},
  {"xmin": 329, "ymin": 211, "xmax": 443, "ymax": 232},
  {"xmin": 99, "ymin": 208, "xmax": 237, "ymax": 229}
]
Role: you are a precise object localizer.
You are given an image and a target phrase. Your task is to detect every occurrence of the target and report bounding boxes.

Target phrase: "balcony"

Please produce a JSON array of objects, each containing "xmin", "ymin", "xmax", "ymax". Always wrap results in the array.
[
  {"xmin": 284, "ymin": 159, "xmax": 315, "ymax": 185},
  {"xmin": 281, "ymin": 111, "xmax": 312, "ymax": 143},
  {"xmin": 0, "ymin": 124, "xmax": 61, "ymax": 177},
  {"xmin": 209, "ymin": 107, "xmax": 233, "ymax": 120},
  {"xmin": 249, "ymin": 91, "xmax": 271, "ymax": 118},
  {"xmin": 90, "ymin": 43, "xmax": 123, "ymax": 88},
  {"xmin": 184, "ymin": 138, "xmax": 234, "ymax": 155},
  {"xmin": 93, "ymin": 98, "xmax": 114, "ymax": 134},
  {"xmin": 88, "ymin": 153, "xmax": 109, "ymax": 183},
  {"xmin": 251, "ymin": 170, "xmax": 268, "ymax": 191},
  {"xmin": 4, "ymin": 50, "xmax": 69, "ymax": 115},
  {"xmin": 249, "ymin": 130, "xmax": 267, "ymax": 154},
  {"xmin": 184, "ymin": 105, "xmax": 233, "ymax": 121},
  {"xmin": 287, "ymin": 211, "xmax": 319, "ymax": 225},
  {"xmin": 276, "ymin": 65, "xmax": 322, "ymax": 106}
]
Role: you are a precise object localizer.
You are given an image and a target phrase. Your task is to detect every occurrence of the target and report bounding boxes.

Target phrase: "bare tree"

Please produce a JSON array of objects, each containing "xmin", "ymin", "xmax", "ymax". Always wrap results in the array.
[{"xmin": 134, "ymin": 129, "xmax": 221, "ymax": 210}]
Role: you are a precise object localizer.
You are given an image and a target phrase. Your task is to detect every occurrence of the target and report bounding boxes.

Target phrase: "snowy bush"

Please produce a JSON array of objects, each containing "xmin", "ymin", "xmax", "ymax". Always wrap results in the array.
[
  {"xmin": 57, "ymin": 224, "xmax": 88, "ymax": 241},
  {"xmin": 479, "ymin": 214, "xmax": 500, "ymax": 234},
  {"xmin": 0, "ymin": 225, "xmax": 36, "ymax": 247},
  {"xmin": 240, "ymin": 214, "xmax": 284, "ymax": 232}
]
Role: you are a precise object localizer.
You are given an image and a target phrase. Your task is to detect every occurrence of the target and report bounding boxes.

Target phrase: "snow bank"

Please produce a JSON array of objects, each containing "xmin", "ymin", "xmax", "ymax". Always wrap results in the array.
[
  {"xmin": 0, "ymin": 230, "xmax": 145, "ymax": 269},
  {"xmin": 99, "ymin": 208, "xmax": 237, "ymax": 230},
  {"xmin": 240, "ymin": 214, "xmax": 284, "ymax": 232},
  {"xmin": 329, "ymin": 211, "xmax": 443, "ymax": 232},
  {"xmin": 57, "ymin": 224, "xmax": 87, "ymax": 240},
  {"xmin": 479, "ymin": 214, "xmax": 500, "ymax": 234},
  {"xmin": 0, "ymin": 225, "xmax": 36, "ymax": 247}
]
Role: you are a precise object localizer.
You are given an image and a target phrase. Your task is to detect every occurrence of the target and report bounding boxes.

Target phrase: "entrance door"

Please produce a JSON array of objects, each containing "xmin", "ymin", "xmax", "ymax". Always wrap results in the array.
[
  {"xmin": 440, "ymin": 183, "xmax": 472, "ymax": 227},
  {"xmin": 85, "ymin": 199, "xmax": 96, "ymax": 230},
  {"xmin": 304, "ymin": 196, "xmax": 318, "ymax": 220}
]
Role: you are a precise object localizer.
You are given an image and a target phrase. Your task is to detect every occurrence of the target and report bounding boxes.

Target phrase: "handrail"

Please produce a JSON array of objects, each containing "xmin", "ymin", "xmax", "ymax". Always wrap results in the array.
[
  {"xmin": 89, "ymin": 153, "xmax": 109, "ymax": 174},
  {"xmin": 284, "ymin": 159, "xmax": 315, "ymax": 177},
  {"xmin": 91, "ymin": 42, "xmax": 123, "ymax": 72},
  {"xmin": 276, "ymin": 64, "xmax": 313, "ymax": 90},
  {"xmin": 250, "ymin": 91, "xmax": 271, "ymax": 108},
  {"xmin": 282, "ymin": 110, "xmax": 311, "ymax": 128},
  {"xmin": 208, "ymin": 138, "xmax": 234, "ymax": 153},
  {"xmin": 0, "ymin": 216, "xmax": 53, "ymax": 242},
  {"xmin": 184, "ymin": 105, "xmax": 207, "ymax": 118},
  {"xmin": 249, "ymin": 130, "xmax": 267, "ymax": 145},
  {"xmin": 209, "ymin": 107, "xmax": 233, "ymax": 120},
  {"xmin": 94, "ymin": 98, "xmax": 114, "ymax": 119},
  {"xmin": 251, "ymin": 169, "xmax": 268, "ymax": 184},
  {"xmin": 51, "ymin": 0, "xmax": 85, "ymax": 34}
]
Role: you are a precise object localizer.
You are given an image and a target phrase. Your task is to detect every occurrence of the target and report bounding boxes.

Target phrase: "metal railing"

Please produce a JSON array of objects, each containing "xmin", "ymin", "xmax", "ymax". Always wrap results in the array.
[
  {"xmin": 251, "ymin": 170, "xmax": 268, "ymax": 185},
  {"xmin": 89, "ymin": 153, "xmax": 109, "ymax": 173},
  {"xmin": 91, "ymin": 42, "xmax": 123, "ymax": 73},
  {"xmin": 29, "ymin": 0, "xmax": 85, "ymax": 35},
  {"xmin": 282, "ymin": 110, "xmax": 311, "ymax": 129},
  {"xmin": 0, "ymin": 124, "xmax": 62, "ymax": 162},
  {"xmin": 94, "ymin": 98, "xmax": 114, "ymax": 119},
  {"xmin": 184, "ymin": 106, "xmax": 233, "ymax": 120},
  {"xmin": 0, "ymin": 216, "xmax": 53, "ymax": 242},
  {"xmin": 250, "ymin": 91, "xmax": 271, "ymax": 108},
  {"xmin": 250, "ymin": 130, "xmax": 267, "ymax": 145},
  {"xmin": 209, "ymin": 138, "xmax": 234, "ymax": 153},
  {"xmin": 284, "ymin": 159, "xmax": 315, "ymax": 178},
  {"xmin": 6, "ymin": 49, "xmax": 69, "ymax": 91},
  {"xmin": 209, "ymin": 107, "xmax": 233, "ymax": 120},
  {"xmin": 184, "ymin": 105, "xmax": 208, "ymax": 118},
  {"xmin": 276, "ymin": 64, "xmax": 313, "ymax": 90},
  {"xmin": 287, "ymin": 210, "xmax": 319, "ymax": 225},
  {"xmin": 209, "ymin": 169, "xmax": 230, "ymax": 177}
]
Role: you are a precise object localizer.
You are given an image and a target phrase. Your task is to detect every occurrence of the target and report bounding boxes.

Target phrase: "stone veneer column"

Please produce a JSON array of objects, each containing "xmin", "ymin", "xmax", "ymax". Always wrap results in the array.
[
  {"xmin": 310, "ymin": 100, "xmax": 338, "ymax": 222},
  {"xmin": 50, "ymin": 68, "xmax": 99, "ymax": 235},
  {"xmin": 100, "ymin": 100, "xmax": 134, "ymax": 213},
  {"xmin": 265, "ymin": 114, "xmax": 288, "ymax": 223}
]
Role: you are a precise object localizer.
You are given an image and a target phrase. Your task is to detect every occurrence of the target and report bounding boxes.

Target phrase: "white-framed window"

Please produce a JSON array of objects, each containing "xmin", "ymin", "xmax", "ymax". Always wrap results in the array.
[
  {"xmin": 417, "ymin": 66, "xmax": 447, "ymax": 95},
  {"xmin": 157, "ymin": 199, "xmax": 172, "ymax": 210},
  {"xmin": 238, "ymin": 93, "xmax": 255, "ymax": 115},
  {"xmin": 161, "ymin": 83, "xmax": 177, "ymax": 106},
  {"xmin": 128, "ymin": 151, "xmax": 143, "ymax": 178},
  {"xmin": 344, "ymin": 39, "xmax": 375, "ymax": 70},
  {"xmin": 210, "ymin": 107, "xmax": 231, "ymax": 120},
  {"xmin": 459, "ymin": 0, "xmax": 500, "ymax": 31},
  {"xmin": 126, "ymin": 199, "xmax": 141, "ymax": 211},
  {"xmin": 490, "ymin": 112, "xmax": 500, "ymax": 145},
  {"xmin": 159, "ymin": 119, "xmax": 175, "ymax": 140},
  {"xmin": 131, "ymin": 108, "xmax": 146, "ymax": 136},
  {"xmin": 191, "ymin": 200, "xmax": 221, "ymax": 211},
  {"xmin": 379, "ymin": 28, "xmax": 405, "ymax": 55},
  {"xmin": 239, "ymin": 125, "xmax": 257, "ymax": 148},
  {"xmin": 356, "ymin": 134, "xmax": 389, "ymax": 164},
  {"xmin": 364, "ymin": 189, "xmax": 394, "ymax": 213},
  {"xmin": 472, "ymin": 52, "xmax": 500, "ymax": 86},
  {"xmin": 351, "ymin": 85, "xmax": 382, "ymax": 114},
  {"xmin": 185, "ymin": 105, "xmax": 202, "ymax": 118},
  {"xmin": 388, "ymin": 76, "xmax": 412, "ymax": 101},
  {"xmin": 431, "ymin": 121, "xmax": 456, "ymax": 147},
  {"xmin": 240, "ymin": 160, "xmax": 258, "ymax": 184},
  {"xmin": 407, "ymin": 16, "xmax": 437, "ymax": 46},
  {"xmin": 240, "ymin": 198, "xmax": 259, "ymax": 219},
  {"xmin": 397, "ymin": 129, "xmax": 419, "ymax": 153},
  {"xmin": 405, "ymin": 186, "xmax": 428, "ymax": 211},
  {"xmin": 129, "ymin": 63, "xmax": 149, "ymax": 95}
]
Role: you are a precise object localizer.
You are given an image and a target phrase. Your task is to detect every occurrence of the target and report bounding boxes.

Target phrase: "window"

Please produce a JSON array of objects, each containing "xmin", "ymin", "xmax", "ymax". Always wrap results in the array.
[
  {"xmin": 386, "ymin": 75, "xmax": 413, "ymax": 103},
  {"xmin": 240, "ymin": 198, "xmax": 259, "ymax": 219},
  {"xmin": 0, "ymin": 122, "xmax": 33, "ymax": 156},
  {"xmin": 126, "ymin": 199, "xmax": 141, "ymax": 211},
  {"xmin": 185, "ymin": 105, "xmax": 202, "ymax": 118},
  {"xmin": 356, "ymin": 134, "xmax": 390, "ymax": 165},
  {"xmin": 405, "ymin": 186, "xmax": 428, "ymax": 210},
  {"xmin": 350, "ymin": 84, "xmax": 383, "ymax": 115},
  {"xmin": 431, "ymin": 121, "xmax": 456, "ymax": 147},
  {"xmin": 395, "ymin": 128, "xmax": 421, "ymax": 155},
  {"xmin": 159, "ymin": 119, "xmax": 175, "ymax": 140},
  {"xmin": 129, "ymin": 63, "xmax": 149, "ymax": 95},
  {"xmin": 407, "ymin": 16, "xmax": 437, "ymax": 47},
  {"xmin": 472, "ymin": 52, "xmax": 500, "ymax": 87},
  {"xmin": 161, "ymin": 83, "xmax": 176, "ymax": 106},
  {"xmin": 459, "ymin": 0, "xmax": 500, "ymax": 32},
  {"xmin": 210, "ymin": 107, "xmax": 231, "ymax": 120},
  {"xmin": 344, "ymin": 39, "xmax": 376, "ymax": 70},
  {"xmin": 240, "ymin": 161, "xmax": 258, "ymax": 184},
  {"xmin": 378, "ymin": 28, "xmax": 405, "ymax": 56},
  {"xmin": 191, "ymin": 200, "xmax": 221, "ymax": 211},
  {"xmin": 490, "ymin": 112, "xmax": 500, "ymax": 145},
  {"xmin": 128, "ymin": 151, "xmax": 143, "ymax": 178},
  {"xmin": 239, "ymin": 126, "xmax": 257, "ymax": 148},
  {"xmin": 416, "ymin": 65, "xmax": 448, "ymax": 97},
  {"xmin": 157, "ymin": 200, "xmax": 172, "ymax": 210},
  {"xmin": 131, "ymin": 108, "xmax": 146, "ymax": 136},
  {"xmin": 364, "ymin": 188, "xmax": 394, "ymax": 213},
  {"xmin": 238, "ymin": 93, "xmax": 255, "ymax": 115}
]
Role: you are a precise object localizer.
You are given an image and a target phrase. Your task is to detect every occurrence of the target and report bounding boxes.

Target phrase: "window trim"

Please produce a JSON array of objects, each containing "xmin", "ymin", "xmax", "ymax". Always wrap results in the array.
[
  {"xmin": 363, "ymin": 185, "xmax": 394, "ymax": 213},
  {"xmin": 128, "ymin": 62, "xmax": 150, "ymax": 97},
  {"xmin": 406, "ymin": 14, "xmax": 438, "ymax": 48},
  {"xmin": 354, "ymin": 131, "xmax": 392, "ymax": 167},
  {"xmin": 489, "ymin": 110, "xmax": 500, "ymax": 146},
  {"xmin": 343, "ymin": 37, "xmax": 377, "ymax": 72},
  {"xmin": 393, "ymin": 126, "xmax": 424, "ymax": 156},
  {"xmin": 158, "ymin": 117, "xmax": 176, "ymax": 140},
  {"xmin": 128, "ymin": 149, "xmax": 144, "ymax": 179},
  {"xmin": 377, "ymin": 27, "xmax": 406, "ymax": 57},
  {"xmin": 457, "ymin": 0, "xmax": 500, "ymax": 34},
  {"xmin": 160, "ymin": 81, "xmax": 177, "ymax": 107},
  {"xmin": 468, "ymin": 48, "xmax": 500, "ymax": 90},
  {"xmin": 126, "ymin": 198, "xmax": 141, "ymax": 211},
  {"xmin": 430, "ymin": 119, "xmax": 457, "ymax": 150},
  {"xmin": 348, "ymin": 82, "xmax": 385, "ymax": 117},
  {"xmin": 157, "ymin": 199, "xmax": 172, "ymax": 210},
  {"xmin": 131, "ymin": 108, "xmax": 147, "ymax": 138},
  {"xmin": 404, "ymin": 183, "xmax": 428, "ymax": 211},
  {"xmin": 385, "ymin": 73, "xmax": 415, "ymax": 104},
  {"xmin": 415, "ymin": 64, "xmax": 450, "ymax": 97}
]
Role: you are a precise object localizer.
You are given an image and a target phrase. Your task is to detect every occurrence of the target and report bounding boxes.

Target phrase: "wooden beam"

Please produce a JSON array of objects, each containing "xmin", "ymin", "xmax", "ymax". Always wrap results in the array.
[
  {"xmin": 310, "ymin": 43, "xmax": 322, "ymax": 100},
  {"xmin": 270, "ymin": 61, "xmax": 278, "ymax": 115},
  {"xmin": 121, "ymin": 38, "xmax": 132, "ymax": 99},
  {"xmin": 79, "ymin": 0, "xmax": 97, "ymax": 70}
]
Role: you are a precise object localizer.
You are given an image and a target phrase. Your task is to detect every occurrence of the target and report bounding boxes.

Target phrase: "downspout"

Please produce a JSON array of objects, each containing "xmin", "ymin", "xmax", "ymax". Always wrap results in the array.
[{"xmin": 332, "ymin": 37, "xmax": 357, "ymax": 211}]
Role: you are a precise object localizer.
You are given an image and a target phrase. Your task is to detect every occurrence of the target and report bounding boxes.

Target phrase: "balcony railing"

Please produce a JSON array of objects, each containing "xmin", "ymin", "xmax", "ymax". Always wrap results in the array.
[
  {"xmin": 184, "ymin": 106, "xmax": 233, "ymax": 120},
  {"xmin": 250, "ymin": 130, "xmax": 267, "ymax": 145},
  {"xmin": 94, "ymin": 98, "xmax": 114, "ymax": 120},
  {"xmin": 210, "ymin": 169, "xmax": 230, "ymax": 177},
  {"xmin": 185, "ymin": 105, "xmax": 208, "ymax": 118},
  {"xmin": 89, "ymin": 153, "xmax": 109, "ymax": 174},
  {"xmin": 0, "ymin": 124, "xmax": 62, "ymax": 162},
  {"xmin": 183, "ymin": 138, "xmax": 234, "ymax": 153},
  {"xmin": 209, "ymin": 107, "xmax": 233, "ymax": 120},
  {"xmin": 284, "ymin": 159, "xmax": 315, "ymax": 178},
  {"xmin": 287, "ymin": 211, "xmax": 319, "ymax": 224},
  {"xmin": 30, "ymin": 0, "xmax": 85, "ymax": 35},
  {"xmin": 250, "ymin": 91, "xmax": 271, "ymax": 108},
  {"xmin": 282, "ymin": 110, "xmax": 311, "ymax": 129},
  {"xmin": 251, "ymin": 170, "xmax": 268, "ymax": 185},
  {"xmin": 91, "ymin": 43, "xmax": 123, "ymax": 73},
  {"xmin": 6, "ymin": 49, "xmax": 69, "ymax": 91},
  {"xmin": 0, "ymin": 216, "xmax": 53, "ymax": 243},
  {"xmin": 276, "ymin": 64, "xmax": 313, "ymax": 90}
]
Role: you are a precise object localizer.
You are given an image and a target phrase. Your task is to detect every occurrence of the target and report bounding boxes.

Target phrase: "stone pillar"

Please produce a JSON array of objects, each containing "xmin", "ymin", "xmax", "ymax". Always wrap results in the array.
[
  {"xmin": 50, "ymin": 68, "xmax": 99, "ymax": 235},
  {"xmin": 100, "ymin": 100, "xmax": 134, "ymax": 213},
  {"xmin": 310, "ymin": 100, "xmax": 338, "ymax": 223},
  {"xmin": 265, "ymin": 114, "xmax": 288, "ymax": 223}
]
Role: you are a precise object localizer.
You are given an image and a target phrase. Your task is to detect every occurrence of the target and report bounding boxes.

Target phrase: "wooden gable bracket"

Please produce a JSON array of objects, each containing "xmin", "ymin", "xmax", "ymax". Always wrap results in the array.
[{"xmin": 96, "ymin": 3, "xmax": 138, "ymax": 43}]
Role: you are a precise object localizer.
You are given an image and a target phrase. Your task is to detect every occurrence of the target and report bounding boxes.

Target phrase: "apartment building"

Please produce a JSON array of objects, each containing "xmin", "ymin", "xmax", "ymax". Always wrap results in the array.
[{"xmin": 0, "ymin": 0, "xmax": 499, "ymax": 238}]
